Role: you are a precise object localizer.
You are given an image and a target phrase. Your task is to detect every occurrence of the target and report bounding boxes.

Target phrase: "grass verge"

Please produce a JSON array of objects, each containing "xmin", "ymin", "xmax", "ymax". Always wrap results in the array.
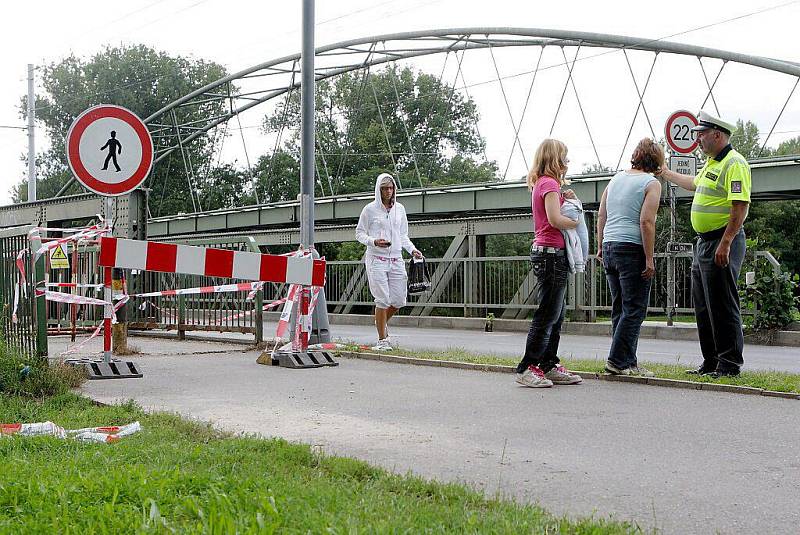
[
  {"xmin": 350, "ymin": 346, "xmax": 800, "ymax": 394},
  {"xmin": 0, "ymin": 393, "xmax": 640, "ymax": 533}
]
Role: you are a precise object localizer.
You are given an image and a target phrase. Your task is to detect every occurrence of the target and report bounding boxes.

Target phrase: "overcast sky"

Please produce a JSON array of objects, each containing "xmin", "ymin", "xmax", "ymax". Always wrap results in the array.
[{"xmin": 1, "ymin": 0, "xmax": 799, "ymax": 204}]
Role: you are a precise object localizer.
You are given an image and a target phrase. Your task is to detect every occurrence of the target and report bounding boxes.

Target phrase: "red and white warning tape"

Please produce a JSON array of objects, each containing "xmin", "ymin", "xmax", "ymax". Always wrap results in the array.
[
  {"xmin": 1, "ymin": 421, "xmax": 141, "ymax": 443},
  {"xmin": 210, "ymin": 296, "xmax": 288, "ymax": 324},
  {"xmin": 59, "ymin": 297, "xmax": 130, "ymax": 357},
  {"xmin": 45, "ymin": 282, "xmax": 104, "ymax": 290},
  {"xmin": 120, "ymin": 281, "xmax": 264, "ymax": 300}
]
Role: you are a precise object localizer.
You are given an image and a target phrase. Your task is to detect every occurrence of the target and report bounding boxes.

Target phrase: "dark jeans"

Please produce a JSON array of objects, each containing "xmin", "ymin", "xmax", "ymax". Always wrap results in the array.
[
  {"xmin": 692, "ymin": 229, "xmax": 746, "ymax": 372},
  {"xmin": 603, "ymin": 242, "xmax": 652, "ymax": 370},
  {"xmin": 516, "ymin": 250, "xmax": 568, "ymax": 374}
]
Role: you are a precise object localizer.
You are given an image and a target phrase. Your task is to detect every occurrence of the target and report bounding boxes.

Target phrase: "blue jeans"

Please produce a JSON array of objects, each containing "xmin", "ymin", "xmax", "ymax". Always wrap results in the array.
[
  {"xmin": 603, "ymin": 242, "xmax": 652, "ymax": 370},
  {"xmin": 516, "ymin": 250, "xmax": 569, "ymax": 374}
]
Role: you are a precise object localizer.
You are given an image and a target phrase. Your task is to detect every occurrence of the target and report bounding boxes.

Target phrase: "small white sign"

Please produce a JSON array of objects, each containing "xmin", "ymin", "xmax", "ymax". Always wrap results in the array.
[
  {"xmin": 665, "ymin": 110, "xmax": 699, "ymax": 154},
  {"xmin": 667, "ymin": 242, "xmax": 694, "ymax": 254},
  {"xmin": 669, "ymin": 155, "xmax": 697, "ymax": 177}
]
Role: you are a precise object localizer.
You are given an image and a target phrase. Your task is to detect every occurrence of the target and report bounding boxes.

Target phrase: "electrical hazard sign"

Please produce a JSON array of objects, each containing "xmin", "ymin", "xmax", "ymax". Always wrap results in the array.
[{"xmin": 49, "ymin": 244, "xmax": 70, "ymax": 269}]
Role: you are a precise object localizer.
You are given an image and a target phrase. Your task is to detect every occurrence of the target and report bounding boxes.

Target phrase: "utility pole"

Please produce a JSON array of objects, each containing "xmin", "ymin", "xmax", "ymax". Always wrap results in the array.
[
  {"xmin": 300, "ymin": 0, "xmax": 330, "ymax": 343},
  {"xmin": 27, "ymin": 64, "xmax": 36, "ymax": 202},
  {"xmin": 300, "ymin": 0, "xmax": 315, "ymax": 249}
]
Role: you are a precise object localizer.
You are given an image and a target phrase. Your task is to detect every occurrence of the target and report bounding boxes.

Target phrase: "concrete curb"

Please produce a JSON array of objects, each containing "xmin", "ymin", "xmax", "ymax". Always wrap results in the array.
[{"xmin": 336, "ymin": 351, "xmax": 800, "ymax": 400}]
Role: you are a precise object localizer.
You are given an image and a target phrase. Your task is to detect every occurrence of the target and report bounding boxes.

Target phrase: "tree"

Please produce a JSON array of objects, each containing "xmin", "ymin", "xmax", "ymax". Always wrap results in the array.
[
  {"xmin": 743, "ymin": 136, "xmax": 800, "ymax": 273},
  {"xmin": 774, "ymin": 136, "xmax": 800, "ymax": 156},
  {"xmin": 730, "ymin": 119, "xmax": 766, "ymax": 159},
  {"xmin": 261, "ymin": 66, "xmax": 496, "ymax": 199},
  {"xmin": 198, "ymin": 164, "xmax": 255, "ymax": 210},
  {"xmin": 14, "ymin": 45, "xmax": 228, "ymax": 216}
]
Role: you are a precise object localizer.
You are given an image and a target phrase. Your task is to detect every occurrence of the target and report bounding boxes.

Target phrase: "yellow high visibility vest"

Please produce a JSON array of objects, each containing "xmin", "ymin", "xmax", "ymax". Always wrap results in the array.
[{"xmin": 690, "ymin": 147, "xmax": 751, "ymax": 233}]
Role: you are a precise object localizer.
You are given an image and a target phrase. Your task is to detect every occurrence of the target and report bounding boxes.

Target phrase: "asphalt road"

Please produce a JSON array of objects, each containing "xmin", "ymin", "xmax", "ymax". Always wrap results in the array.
[
  {"xmin": 80, "ymin": 343, "xmax": 800, "ymax": 534},
  {"xmin": 128, "ymin": 320, "xmax": 800, "ymax": 374}
]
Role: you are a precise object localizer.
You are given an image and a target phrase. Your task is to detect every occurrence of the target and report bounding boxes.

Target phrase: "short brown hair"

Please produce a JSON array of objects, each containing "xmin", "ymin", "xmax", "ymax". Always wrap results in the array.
[
  {"xmin": 527, "ymin": 139, "xmax": 568, "ymax": 190},
  {"xmin": 630, "ymin": 138, "xmax": 664, "ymax": 174}
]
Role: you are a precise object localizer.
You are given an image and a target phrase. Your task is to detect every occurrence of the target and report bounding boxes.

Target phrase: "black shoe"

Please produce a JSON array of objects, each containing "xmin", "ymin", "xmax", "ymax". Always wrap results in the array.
[
  {"xmin": 709, "ymin": 368, "xmax": 741, "ymax": 379},
  {"xmin": 685, "ymin": 366, "xmax": 714, "ymax": 376}
]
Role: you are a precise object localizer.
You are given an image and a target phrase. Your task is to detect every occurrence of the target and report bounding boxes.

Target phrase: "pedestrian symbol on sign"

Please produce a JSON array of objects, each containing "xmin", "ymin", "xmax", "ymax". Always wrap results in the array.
[{"xmin": 100, "ymin": 130, "xmax": 123, "ymax": 172}]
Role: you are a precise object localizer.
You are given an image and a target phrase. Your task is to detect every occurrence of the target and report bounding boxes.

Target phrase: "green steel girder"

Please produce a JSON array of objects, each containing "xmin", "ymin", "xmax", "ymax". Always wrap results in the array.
[
  {"xmin": 146, "ymin": 159, "xmax": 800, "ymax": 239},
  {"xmin": 2, "ymin": 159, "xmax": 797, "ymax": 240}
]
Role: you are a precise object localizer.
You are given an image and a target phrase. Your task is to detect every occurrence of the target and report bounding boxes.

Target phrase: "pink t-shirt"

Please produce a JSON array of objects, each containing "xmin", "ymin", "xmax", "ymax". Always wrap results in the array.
[{"xmin": 532, "ymin": 175, "xmax": 565, "ymax": 248}]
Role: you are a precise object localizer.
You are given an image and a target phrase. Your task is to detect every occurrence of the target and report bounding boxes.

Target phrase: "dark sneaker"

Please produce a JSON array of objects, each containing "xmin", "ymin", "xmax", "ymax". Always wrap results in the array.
[
  {"xmin": 605, "ymin": 362, "xmax": 654, "ymax": 377},
  {"xmin": 709, "ymin": 368, "xmax": 741, "ymax": 379},
  {"xmin": 685, "ymin": 365, "xmax": 714, "ymax": 375}
]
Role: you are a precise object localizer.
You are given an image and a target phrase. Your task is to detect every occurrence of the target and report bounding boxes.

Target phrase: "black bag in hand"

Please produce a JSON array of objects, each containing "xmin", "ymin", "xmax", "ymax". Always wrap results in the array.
[{"xmin": 407, "ymin": 258, "xmax": 431, "ymax": 295}]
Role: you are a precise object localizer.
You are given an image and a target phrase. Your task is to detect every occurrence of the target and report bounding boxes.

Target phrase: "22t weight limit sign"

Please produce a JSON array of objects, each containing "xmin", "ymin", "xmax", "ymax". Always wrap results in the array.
[{"xmin": 665, "ymin": 110, "xmax": 699, "ymax": 154}]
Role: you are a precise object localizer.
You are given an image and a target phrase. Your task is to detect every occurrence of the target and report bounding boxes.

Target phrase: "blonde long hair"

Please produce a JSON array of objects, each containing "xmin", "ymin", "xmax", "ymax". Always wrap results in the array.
[{"xmin": 527, "ymin": 139, "xmax": 568, "ymax": 190}]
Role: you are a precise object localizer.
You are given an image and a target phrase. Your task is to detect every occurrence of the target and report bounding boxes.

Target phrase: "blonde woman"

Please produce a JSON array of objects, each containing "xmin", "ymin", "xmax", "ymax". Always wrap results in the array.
[{"xmin": 515, "ymin": 139, "xmax": 583, "ymax": 388}]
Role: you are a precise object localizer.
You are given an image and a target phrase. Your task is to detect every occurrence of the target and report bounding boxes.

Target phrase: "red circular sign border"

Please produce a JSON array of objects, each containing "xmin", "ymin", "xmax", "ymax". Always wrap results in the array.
[
  {"xmin": 664, "ymin": 110, "xmax": 699, "ymax": 155},
  {"xmin": 66, "ymin": 105, "xmax": 153, "ymax": 196}
]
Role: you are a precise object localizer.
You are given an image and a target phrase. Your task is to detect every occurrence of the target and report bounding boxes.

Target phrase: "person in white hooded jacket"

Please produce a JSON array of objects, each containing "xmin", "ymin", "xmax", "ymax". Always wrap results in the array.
[{"xmin": 355, "ymin": 173, "xmax": 423, "ymax": 350}]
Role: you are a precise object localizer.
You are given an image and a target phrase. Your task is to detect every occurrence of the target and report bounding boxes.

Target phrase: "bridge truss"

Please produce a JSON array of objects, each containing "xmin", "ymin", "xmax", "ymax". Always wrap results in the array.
[{"xmin": 132, "ymin": 27, "xmax": 800, "ymax": 211}]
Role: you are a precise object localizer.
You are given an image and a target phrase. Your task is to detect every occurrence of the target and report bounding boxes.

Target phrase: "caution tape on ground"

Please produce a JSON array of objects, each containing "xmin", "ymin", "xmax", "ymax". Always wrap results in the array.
[{"xmin": 1, "ymin": 421, "xmax": 141, "ymax": 444}]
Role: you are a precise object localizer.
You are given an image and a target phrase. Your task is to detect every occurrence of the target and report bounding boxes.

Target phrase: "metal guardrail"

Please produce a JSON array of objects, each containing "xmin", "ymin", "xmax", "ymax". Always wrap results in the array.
[
  {"xmin": 42, "ymin": 242, "xmax": 782, "ymax": 344},
  {"xmin": 325, "ymin": 251, "xmax": 780, "ymax": 318},
  {"xmin": 0, "ymin": 225, "xmax": 47, "ymax": 357}
]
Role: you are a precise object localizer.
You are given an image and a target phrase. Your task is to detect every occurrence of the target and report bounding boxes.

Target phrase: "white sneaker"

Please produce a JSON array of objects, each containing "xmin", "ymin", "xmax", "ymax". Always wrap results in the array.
[
  {"xmin": 370, "ymin": 339, "xmax": 392, "ymax": 351},
  {"xmin": 515, "ymin": 365, "xmax": 553, "ymax": 388},
  {"xmin": 545, "ymin": 365, "xmax": 583, "ymax": 385}
]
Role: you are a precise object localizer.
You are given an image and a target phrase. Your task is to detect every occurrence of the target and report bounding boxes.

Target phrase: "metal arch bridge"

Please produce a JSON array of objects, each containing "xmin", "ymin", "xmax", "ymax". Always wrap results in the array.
[
  {"xmin": 47, "ymin": 27, "xmax": 800, "ymax": 204},
  {"xmin": 140, "ymin": 27, "xmax": 800, "ymax": 165},
  {"xmin": 9, "ymin": 27, "xmax": 800, "ymax": 238}
]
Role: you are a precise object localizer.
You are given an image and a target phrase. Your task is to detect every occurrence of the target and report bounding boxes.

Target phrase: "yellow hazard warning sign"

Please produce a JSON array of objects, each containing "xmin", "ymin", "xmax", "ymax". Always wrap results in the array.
[{"xmin": 49, "ymin": 244, "xmax": 70, "ymax": 269}]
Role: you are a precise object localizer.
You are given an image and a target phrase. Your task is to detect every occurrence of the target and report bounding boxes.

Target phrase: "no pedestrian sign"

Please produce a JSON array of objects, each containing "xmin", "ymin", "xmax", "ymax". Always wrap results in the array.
[
  {"xmin": 665, "ymin": 110, "xmax": 699, "ymax": 154},
  {"xmin": 66, "ymin": 105, "xmax": 153, "ymax": 196}
]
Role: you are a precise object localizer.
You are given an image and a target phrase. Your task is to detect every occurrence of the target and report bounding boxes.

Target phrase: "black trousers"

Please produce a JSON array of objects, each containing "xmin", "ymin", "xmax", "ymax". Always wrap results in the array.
[
  {"xmin": 516, "ymin": 251, "xmax": 569, "ymax": 374},
  {"xmin": 691, "ymin": 229, "xmax": 746, "ymax": 372}
]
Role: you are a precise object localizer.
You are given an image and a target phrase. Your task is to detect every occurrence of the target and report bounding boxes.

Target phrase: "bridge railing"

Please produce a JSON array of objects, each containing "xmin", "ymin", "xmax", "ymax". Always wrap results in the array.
[{"xmin": 325, "ymin": 251, "xmax": 780, "ymax": 320}]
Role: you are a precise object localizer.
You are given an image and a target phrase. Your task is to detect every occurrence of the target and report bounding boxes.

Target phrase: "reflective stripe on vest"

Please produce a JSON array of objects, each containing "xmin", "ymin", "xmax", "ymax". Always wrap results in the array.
[{"xmin": 690, "ymin": 149, "xmax": 749, "ymax": 233}]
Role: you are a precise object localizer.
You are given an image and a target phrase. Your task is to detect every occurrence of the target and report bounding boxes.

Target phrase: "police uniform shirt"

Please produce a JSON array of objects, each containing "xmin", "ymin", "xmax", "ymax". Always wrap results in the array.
[{"xmin": 690, "ymin": 145, "xmax": 751, "ymax": 233}]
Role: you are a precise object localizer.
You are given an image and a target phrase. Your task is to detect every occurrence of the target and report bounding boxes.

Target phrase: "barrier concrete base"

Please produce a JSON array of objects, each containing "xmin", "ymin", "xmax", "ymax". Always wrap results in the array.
[
  {"xmin": 65, "ymin": 358, "xmax": 143, "ymax": 380},
  {"xmin": 270, "ymin": 350, "xmax": 338, "ymax": 369}
]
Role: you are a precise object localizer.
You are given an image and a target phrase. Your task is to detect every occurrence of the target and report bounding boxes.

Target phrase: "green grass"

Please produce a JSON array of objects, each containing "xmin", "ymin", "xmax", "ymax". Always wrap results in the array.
[
  {"xmin": 0, "ymin": 394, "xmax": 641, "ymax": 533},
  {"xmin": 360, "ymin": 347, "xmax": 800, "ymax": 394},
  {"xmin": 592, "ymin": 314, "xmax": 697, "ymax": 324}
]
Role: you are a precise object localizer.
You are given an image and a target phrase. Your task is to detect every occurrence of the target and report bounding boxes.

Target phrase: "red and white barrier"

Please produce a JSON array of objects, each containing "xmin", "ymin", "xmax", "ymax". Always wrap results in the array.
[{"xmin": 98, "ymin": 237, "xmax": 326, "ymax": 287}]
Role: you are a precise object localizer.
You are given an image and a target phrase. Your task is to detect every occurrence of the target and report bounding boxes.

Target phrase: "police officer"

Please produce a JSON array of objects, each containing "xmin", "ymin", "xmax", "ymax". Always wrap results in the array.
[{"xmin": 656, "ymin": 111, "xmax": 750, "ymax": 378}]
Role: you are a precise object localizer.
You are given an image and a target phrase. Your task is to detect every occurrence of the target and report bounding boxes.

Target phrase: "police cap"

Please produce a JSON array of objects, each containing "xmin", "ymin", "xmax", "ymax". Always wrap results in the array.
[{"xmin": 691, "ymin": 110, "xmax": 736, "ymax": 136}]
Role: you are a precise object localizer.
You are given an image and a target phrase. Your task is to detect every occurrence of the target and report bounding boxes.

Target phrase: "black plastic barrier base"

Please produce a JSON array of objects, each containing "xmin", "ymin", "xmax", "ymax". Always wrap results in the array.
[
  {"xmin": 271, "ymin": 351, "xmax": 338, "ymax": 369},
  {"xmin": 65, "ymin": 358, "xmax": 143, "ymax": 380}
]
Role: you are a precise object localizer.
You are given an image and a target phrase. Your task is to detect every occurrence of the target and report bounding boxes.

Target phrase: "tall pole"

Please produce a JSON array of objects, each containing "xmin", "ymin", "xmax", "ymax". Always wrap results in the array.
[
  {"xmin": 299, "ymin": 0, "xmax": 331, "ymax": 344},
  {"xmin": 300, "ymin": 0, "xmax": 315, "ymax": 248},
  {"xmin": 27, "ymin": 64, "xmax": 36, "ymax": 202}
]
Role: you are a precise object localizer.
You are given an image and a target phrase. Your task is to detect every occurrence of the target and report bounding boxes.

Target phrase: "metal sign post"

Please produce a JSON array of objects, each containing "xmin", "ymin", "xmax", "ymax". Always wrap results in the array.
[
  {"xmin": 64, "ymin": 105, "xmax": 152, "ymax": 380},
  {"xmin": 664, "ymin": 110, "xmax": 699, "ymax": 326}
]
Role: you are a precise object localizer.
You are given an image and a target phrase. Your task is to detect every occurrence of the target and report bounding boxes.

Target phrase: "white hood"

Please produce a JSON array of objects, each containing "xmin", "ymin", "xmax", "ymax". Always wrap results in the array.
[
  {"xmin": 372, "ymin": 172, "xmax": 397, "ymax": 210},
  {"xmin": 355, "ymin": 173, "xmax": 416, "ymax": 258}
]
